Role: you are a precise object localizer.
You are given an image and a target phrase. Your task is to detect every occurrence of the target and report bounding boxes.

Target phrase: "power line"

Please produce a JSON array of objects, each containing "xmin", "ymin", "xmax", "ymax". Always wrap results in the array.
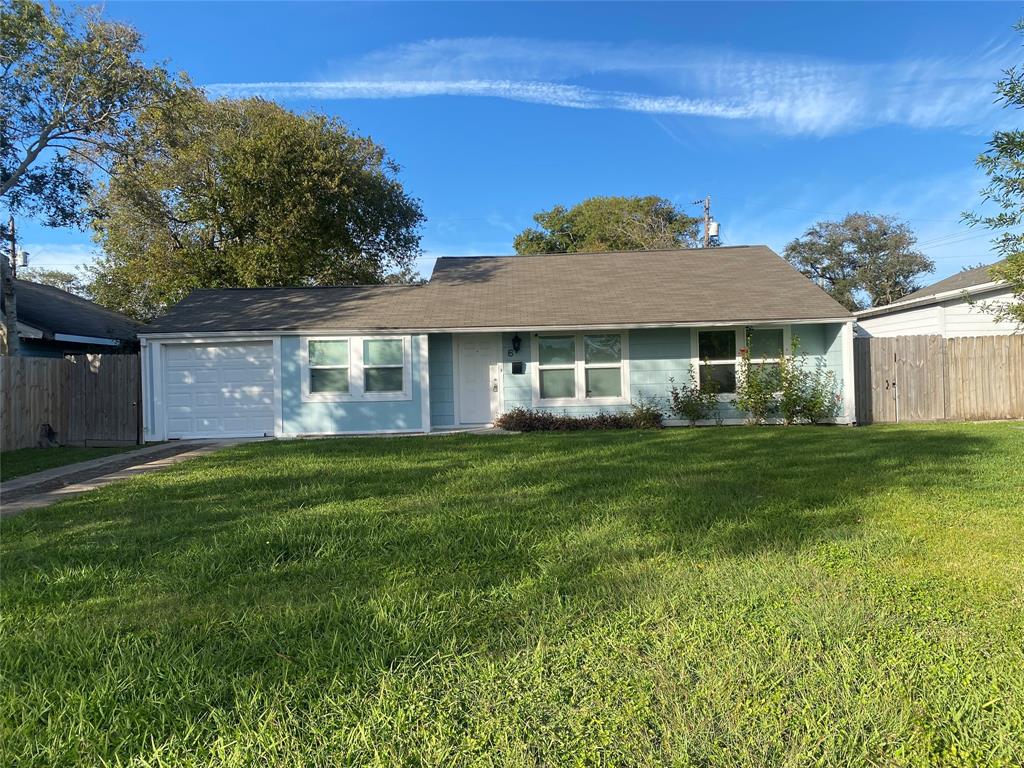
[{"xmin": 776, "ymin": 205, "xmax": 974, "ymax": 225}]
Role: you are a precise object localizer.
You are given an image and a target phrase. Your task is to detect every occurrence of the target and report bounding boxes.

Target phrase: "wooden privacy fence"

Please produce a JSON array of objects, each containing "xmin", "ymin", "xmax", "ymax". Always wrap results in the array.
[
  {"xmin": 1, "ymin": 353, "xmax": 142, "ymax": 451},
  {"xmin": 854, "ymin": 335, "xmax": 1024, "ymax": 424}
]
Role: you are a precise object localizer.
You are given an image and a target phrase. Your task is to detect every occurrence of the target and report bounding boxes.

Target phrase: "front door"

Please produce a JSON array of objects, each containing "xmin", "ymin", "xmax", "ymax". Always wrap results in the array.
[{"xmin": 457, "ymin": 333, "xmax": 499, "ymax": 424}]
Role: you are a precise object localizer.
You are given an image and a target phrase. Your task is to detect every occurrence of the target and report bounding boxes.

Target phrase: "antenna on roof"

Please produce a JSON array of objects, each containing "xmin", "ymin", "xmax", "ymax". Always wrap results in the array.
[{"xmin": 692, "ymin": 195, "xmax": 721, "ymax": 248}]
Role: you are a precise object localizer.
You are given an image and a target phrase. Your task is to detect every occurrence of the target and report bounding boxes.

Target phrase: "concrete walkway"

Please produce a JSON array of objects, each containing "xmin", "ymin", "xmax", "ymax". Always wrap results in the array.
[{"xmin": 1, "ymin": 441, "xmax": 235, "ymax": 518}]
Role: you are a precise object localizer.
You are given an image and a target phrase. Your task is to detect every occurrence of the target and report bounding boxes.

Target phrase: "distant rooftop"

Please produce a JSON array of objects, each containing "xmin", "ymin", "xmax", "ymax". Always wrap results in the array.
[
  {"xmin": 857, "ymin": 260, "xmax": 1006, "ymax": 319},
  {"xmin": 7, "ymin": 280, "xmax": 143, "ymax": 341}
]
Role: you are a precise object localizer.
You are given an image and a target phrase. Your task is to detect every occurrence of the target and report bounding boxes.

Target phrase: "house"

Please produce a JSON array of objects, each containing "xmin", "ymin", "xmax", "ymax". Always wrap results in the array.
[
  {"xmin": 3, "ymin": 279, "xmax": 143, "ymax": 357},
  {"xmin": 856, "ymin": 261, "xmax": 1019, "ymax": 338},
  {"xmin": 138, "ymin": 245, "xmax": 856, "ymax": 440}
]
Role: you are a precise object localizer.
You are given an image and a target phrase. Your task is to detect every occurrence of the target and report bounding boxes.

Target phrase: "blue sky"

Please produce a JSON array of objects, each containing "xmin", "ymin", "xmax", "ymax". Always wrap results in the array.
[{"xmin": 23, "ymin": 1, "xmax": 1019, "ymax": 283}]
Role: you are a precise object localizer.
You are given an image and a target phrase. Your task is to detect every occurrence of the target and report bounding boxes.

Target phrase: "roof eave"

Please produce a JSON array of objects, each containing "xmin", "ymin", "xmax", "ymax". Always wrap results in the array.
[
  {"xmin": 139, "ymin": 315, "xmax": 852, "ymax": 339},
  {"xmin": 856, "ymin": 281, "xmax": 1006, "ymax": 319}
]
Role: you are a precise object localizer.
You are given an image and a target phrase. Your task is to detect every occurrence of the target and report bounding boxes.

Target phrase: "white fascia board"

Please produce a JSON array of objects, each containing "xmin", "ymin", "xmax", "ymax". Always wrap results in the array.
[{"xmin": 53, "ymin": 333, "xmax": 120, "ymax": 346}]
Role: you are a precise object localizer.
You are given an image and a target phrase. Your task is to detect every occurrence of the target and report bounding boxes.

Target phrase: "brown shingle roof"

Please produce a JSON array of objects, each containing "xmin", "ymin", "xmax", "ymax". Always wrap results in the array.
[
  {"xmin": 143, "ymin": 246, "xmax": 851, "ymax": 334},
  {"xmin": 8, "ymin": 280, "xmax": 143, "ymax": 340},
  {"xmin": 143, "ymin": 285, "xmax": 427, "ymax": 333}
]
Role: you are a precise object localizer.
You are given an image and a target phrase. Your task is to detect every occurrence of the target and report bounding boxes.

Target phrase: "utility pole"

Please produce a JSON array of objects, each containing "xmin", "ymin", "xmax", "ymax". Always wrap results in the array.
[
  {"xmin": 693, "ymin": 195, "xmax": 720, "ymax": 247},
  {"xmin": 700, "ymin": 195, "xmax": 708, "ymax": 246},
  {"xmin": 1, "ymin": 215, "xmax": 20, "ymax": 356}
]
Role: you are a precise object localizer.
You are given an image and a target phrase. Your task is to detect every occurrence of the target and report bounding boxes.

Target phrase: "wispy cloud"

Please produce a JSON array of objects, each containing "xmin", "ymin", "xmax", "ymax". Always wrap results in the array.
[
  {"xmin": 205, "ymin": 37, "xmax": 1013, "ymax": 136},
  {"xmin": 209, "ymin": 79, "xmax": 752, "ymax": 119}
]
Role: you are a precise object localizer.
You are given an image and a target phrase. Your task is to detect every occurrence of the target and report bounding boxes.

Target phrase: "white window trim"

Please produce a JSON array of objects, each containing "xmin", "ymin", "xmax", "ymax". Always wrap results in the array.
[
  {"xmin": 300, "ymin": 335, "xmax": 412, "ymax": 402},
  {"xmin": 691, "ymin": 326, "xmax": 790, "ymax": 400},
  {"xmin": 531, "ymin": 331, "xmax": 630, "ymax": 407}
]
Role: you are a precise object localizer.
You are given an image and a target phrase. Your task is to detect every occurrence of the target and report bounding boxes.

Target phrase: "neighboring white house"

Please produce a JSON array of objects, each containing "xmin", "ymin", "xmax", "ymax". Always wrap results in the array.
[{"xmin": 856, "ymin": 261, "xmax": 1019, "ymax": 338}]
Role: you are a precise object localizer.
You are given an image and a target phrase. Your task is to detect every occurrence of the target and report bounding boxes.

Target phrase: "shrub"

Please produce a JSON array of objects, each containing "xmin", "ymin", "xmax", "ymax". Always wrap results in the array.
[
  {"xmin": 735, "ymin": 348, "xmax": 779, "ymax": 425},
  {"xmin": 628, "ymin": 398, "xmax": 667, "ymax": 429},
  {"xmin": 668, "ymin": 365, "xmax": 720, "ymax": 425},
  {"xmin": 776, "ymin": 337, "xmax": 842, "ymax": 424},
  {"xmin": 802, "ymin": 359, "xmax": 842, "ymax": 424},
  {"xmin": 494, "ymin": 404, "xmax": 663, "ymax": 432},
  {"xmin": 777, "ymin": 339, "xmax": 805, "ymax": 425}
]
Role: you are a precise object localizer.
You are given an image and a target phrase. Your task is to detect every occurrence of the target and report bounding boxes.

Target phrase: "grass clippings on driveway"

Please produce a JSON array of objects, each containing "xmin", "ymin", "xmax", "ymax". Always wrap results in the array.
[{"xmin": 2, "ymin": 423, "xmax": 1023, "ymax": 766}]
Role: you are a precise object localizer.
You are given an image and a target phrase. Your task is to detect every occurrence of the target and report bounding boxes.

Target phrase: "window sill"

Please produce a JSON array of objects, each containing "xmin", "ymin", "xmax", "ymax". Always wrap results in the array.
[
  {"xmin": 533, "ymin": 396, "xmax": 630, "ymax": 407},
  {"xmin": 301, "ymin": 391, "xmax": 412, "ymax": 403}
]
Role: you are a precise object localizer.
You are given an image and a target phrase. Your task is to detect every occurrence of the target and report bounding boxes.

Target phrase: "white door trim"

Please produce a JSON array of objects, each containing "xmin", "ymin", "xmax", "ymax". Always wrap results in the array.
[{"xmin": 453, "ymin": 333, "xmax": 500, "ymax": 426}]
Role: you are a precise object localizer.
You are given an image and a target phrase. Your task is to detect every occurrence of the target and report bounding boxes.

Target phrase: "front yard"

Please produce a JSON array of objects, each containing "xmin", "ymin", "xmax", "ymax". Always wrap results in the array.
[{"xmin": 2, "ymin": 424, "xmax": 1022, "ymax": 766}]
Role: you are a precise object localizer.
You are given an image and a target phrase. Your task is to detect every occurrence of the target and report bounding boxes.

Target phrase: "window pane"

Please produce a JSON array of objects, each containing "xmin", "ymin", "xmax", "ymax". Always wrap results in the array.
[
  {"xmin": 698, "ymin": 330, "xmax": 736, "ymax": 360},
  {"xmin": 539, "ymin": 369, "xmax": 575, "ymax": 399},
  {"xmin": 748, "ymin": 328, "xmax": 784, "ymax": 359},
  {"xmin": 584, "ymin": 334, "xmax": 621, "ymax": 364},
  {"xmin": 310, "ymin": 367, "xmax": 349, "ymax": 393},
  {"xmin": 538, "ymin": 336, "xmax": 575, "ymax": 366},
  {"xmin": 586, "ymin": 367, "xmax": 621, "ymax": 398},
  {"xmin": 365, "ymin": 366, "xmax": 404, "ymax": 392},
  {"xmin": 700, "ymin": 363, "xmax": 736, "ymax": 394},
  {"xmin": 364, "ymin": 339, "xmax": 403, "ymax": 366},
  {"xmin": 309, "ymin": 340, "xmax": 348, "ymax": 367},
  {"xmin": 756, "ymin": 362, "xmax": 781, "ymax": 389}
]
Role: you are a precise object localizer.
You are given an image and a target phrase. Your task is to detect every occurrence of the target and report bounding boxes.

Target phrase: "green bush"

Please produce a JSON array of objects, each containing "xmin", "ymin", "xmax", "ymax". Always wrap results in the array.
[
  {"xmin": 777, "ymin": 338, "xmax": 842, "ymax": 424},
  {"xmin": 748, "ymin": 337, "xmax": 842, "ymax": 425},
  {"xmin": 494, "ymin": 404, "xmax": 664, "ymax": 432},
  {"xmin": 668, "ymin": 365, "xmax": 720, "ymax": 425},
  {"xmin": 735, "ymin": 349, "xmax": 779, "ymax": 425},
  {"xmin": 801, "ymin": 358, "xmax": 842, "ymax": 423}
]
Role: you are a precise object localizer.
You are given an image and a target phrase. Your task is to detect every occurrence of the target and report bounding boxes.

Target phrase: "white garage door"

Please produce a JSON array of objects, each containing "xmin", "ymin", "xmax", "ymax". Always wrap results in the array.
[{"xmin": 163, "ymin": 342, "xmax": 276, "ymax": 438}]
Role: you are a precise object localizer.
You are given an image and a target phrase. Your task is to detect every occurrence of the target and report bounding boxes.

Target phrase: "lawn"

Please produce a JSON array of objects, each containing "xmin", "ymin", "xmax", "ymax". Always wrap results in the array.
[
  {"xmin": 0, "ymin": 445, "xmax": 138, "ymax": 482},
  {"xmin": 2, "ymin": 424, "xmax": 1022, "ymax": 767}
]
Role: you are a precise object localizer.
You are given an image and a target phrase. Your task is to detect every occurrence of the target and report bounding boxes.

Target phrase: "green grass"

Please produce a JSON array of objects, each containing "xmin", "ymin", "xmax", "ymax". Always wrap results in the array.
[
  {"xmin": 2, "ymin": 424, "xmax": 1023, "ymax": 767},
  {"xmin": 0, "ymin": 445, "xmax": 137, "ymax": 482}
]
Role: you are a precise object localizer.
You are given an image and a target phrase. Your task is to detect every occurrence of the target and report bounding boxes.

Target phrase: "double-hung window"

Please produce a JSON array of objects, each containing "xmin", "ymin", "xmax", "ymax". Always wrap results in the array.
[
  {"xmin": 538, "ymin": 336, "xmax": 577, "ymax": 399},
  {"xmin": 695, "ymin": 327, "xmax": 788, "ymax": 395},
  {"xmin": 302, "ymin": 336, "xmax": 410, "ymax": 401},
  {"xmin": 746, "ymin": 327, "xmax": 785, "ymax": 383},
  {"xmin": 536, "ymin": 332, "xmax": 626, "ymax": 404},
  {"xmin": 697, "ymin": 330, "xmax": 737, "ymax": 394},
  {"xmin": 583, "ymin": 334, "xmax": 623, "ymax": 398},
  {"xmin": 363, "ymin": 339, "xmax": 405, "ymax": 393},
  {"xmin": 308, "ymin": 339, "xmax": 350, "ymax": 395}
]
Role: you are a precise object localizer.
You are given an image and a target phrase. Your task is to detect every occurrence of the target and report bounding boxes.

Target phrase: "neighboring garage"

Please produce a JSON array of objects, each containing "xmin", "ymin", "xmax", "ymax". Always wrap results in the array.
[{"xmin": 161, "ymin": 342, "xmax": 276, "ymax": 439}]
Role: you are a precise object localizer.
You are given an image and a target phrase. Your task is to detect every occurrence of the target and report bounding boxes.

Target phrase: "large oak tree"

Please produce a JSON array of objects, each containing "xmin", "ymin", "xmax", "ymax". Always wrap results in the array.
[
  {"xmin": 1, "ymin": 0, "xmax": 179, "ymax": 227},
  {"xmin": 88, "ymin": 93, "xmax": 424, "ymax": 320},
  {"xmin": 513, "ymin": 196, "xmax": 700, "ymax": 255},
  {"xmin": 783, "ymin": 213, "xmax": 934, "ymax": 311}
]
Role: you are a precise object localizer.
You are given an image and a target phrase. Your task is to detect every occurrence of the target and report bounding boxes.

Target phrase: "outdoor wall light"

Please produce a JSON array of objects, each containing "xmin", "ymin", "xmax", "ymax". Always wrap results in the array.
[{"xmin": 511, "ymin": 334, "xmax": 522, "ymax": 354}]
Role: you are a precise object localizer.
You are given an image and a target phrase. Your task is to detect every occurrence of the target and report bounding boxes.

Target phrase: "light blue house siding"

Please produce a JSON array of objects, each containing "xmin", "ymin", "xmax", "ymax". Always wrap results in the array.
[
  {"xmin": 280, "ymin": 334, "xmax": 427, "ymax": 435},
  {"xmin": 480, "ymin": 323, "xmax": 849, "ymax": 421},
  {"xmin": 428, "ymin": 333, "xmax": 455, "ymax": 427}
]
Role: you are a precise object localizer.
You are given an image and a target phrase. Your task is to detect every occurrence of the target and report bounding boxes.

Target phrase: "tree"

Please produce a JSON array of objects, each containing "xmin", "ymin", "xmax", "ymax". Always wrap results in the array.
[
  {"xmin": 963, "ymin": 20, "xmax": 1024, "ymax": 327},
  {"xmin": 783, "ymin": 213, "xmax": 934, "ymax": 311},
  {"xmin": 1, "ymin": 0, "xmax": 179, "ymax": 228},
  {"xmin": 513, "ymin": 196, "xmax": 700, "ymax": 254},
  {"xmin": 18, "ymin": 266, "xmax": 88, "ymax": 295},
  {"xmin": 87, "ymin": 93, "xmax": 425, "ymax": 320}
]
